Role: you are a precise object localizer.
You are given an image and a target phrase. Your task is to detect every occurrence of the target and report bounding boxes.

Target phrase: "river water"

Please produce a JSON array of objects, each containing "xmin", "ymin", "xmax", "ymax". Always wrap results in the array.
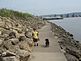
[{"xmin": 49, "ymin": 17, "xmax": 81, "ymax": 41}]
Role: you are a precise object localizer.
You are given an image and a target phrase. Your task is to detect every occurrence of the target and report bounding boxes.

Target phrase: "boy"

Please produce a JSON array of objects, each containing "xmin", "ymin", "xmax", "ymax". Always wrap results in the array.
[{"xmin": 32, "ymin": 28, "xmax": 39, "ymax": 46}]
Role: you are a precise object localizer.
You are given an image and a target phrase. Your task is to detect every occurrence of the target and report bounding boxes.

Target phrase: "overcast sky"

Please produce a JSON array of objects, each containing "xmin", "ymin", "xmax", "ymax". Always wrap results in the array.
[{"xmin": 0, "ymin": 0, "xmax": 81, "ymax": 15}]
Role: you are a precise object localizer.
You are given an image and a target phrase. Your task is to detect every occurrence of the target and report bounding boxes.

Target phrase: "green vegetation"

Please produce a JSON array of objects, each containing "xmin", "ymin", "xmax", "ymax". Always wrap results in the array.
[{"xmin": 0, "ymin": 8, "xmax": 32, "ymax": 20}]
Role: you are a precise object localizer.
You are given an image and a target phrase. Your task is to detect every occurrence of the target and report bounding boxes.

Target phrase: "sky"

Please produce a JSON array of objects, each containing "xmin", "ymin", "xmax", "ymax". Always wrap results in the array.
[{"xmin": 0, "ymin": 0, "xmax": 81, "ymax": 15}]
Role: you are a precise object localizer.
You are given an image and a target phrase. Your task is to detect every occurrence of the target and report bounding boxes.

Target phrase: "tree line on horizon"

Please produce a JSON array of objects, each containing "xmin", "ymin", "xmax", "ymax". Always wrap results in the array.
[{"xmin": 54, "ymin": 12, "xmax": 81, "ymax": 18}]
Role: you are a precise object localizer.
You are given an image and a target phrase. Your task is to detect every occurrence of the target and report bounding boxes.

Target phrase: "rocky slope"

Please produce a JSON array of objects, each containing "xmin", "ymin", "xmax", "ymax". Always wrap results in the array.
[
  {"xmin": 51, "ymin": 22, "xmax": 81, "ymax": 61},
  {"xmin": 0, "ymin": 9, "xmax": 46, "ymax": 61}
]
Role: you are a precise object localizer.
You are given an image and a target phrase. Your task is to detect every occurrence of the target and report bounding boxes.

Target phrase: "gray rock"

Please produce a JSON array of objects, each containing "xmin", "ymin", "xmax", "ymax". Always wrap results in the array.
[
  {"xmin": 1, "ymin": 51, "xmax": 16, "ymax": 57},
  {"xmin": 27, "ymin": 40, "xmax": 33, "ymax": 47},
  {"xmin": 0, "ymin": 39, "xmax": 3, "ymax": 46},
  {"xmin": 3, "ymin": 40, "xmax": 12, "ymax": 50},
  {"xmin": 10, "ymin": 38, "xmax": 19, "ymax": 45},
  {"xmin": 65, "ymin": 53, "xmax": 79, "ymax": 61},
  {"xmin": 2, "ymin": 40, "xmax": 16, "ymax": 52},
  {"xmin": 18, "ymin": 36, "xmax": 26, "ymax": 41},
  {"xmin": 9, "ymin": 32, "xmax": 16, "ymax": 39},
  {"xmin": 25, "ymin": 31, "xmax": 32, "ymax": 38},
  {"xmin": 18, "ymin": 41, "xmax": 32, "ymax": 52},
  {"xmin": 65, "ymin": 47, "xmax": 81, "ymax": 59},
  {"xmin": 0, "ymin": 56, "xmax": 19, "ymax": 61},
  {"xmin": 16, "ymin": 49, "xmax": 30, "ymax": 61}
]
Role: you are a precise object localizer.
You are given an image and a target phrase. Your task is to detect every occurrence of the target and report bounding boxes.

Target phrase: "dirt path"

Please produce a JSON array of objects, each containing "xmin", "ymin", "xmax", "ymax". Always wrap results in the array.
[{"xmin": 28, "ymin": 23, "xmax": 67, "ymax": 61}]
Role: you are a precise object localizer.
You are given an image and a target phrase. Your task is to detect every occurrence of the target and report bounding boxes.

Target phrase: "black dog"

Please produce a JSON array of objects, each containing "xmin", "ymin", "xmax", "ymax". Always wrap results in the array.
[{"xmin": 45, "ymin": 39, "xmax": 49, "ymax": 47}]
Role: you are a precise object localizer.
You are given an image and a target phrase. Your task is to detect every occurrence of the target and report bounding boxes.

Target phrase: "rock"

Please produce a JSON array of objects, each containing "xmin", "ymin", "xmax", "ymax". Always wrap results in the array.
[
  {"xmin": 0, "ymin": 31, "xmax": 2, "ymax": 35},
  {"xmin": 0, "ymin": 39, "xmax": 3, "ymax": 46},
  {"xmin": 20, "ymin": 55, "xmax": 30, "ymax": 61},
  {"xmin": 79, "ymin": 58, "xmax": 81, "ymax": 61},
  {"xmin": 18, "ymin": 41, "xmax": 32, "ymax": 52},
  {"xmin": 3, "ymin": 40, "xmax": 12, "ymax": 50},
  {"xmin": 0, "ymin": 51, "xmax": 19, "ymax": 61},
  {"xmin": 69, "ymin": 34, "xmax": 73, "ymax": 37},
  {"xmin": 27, "ymin": 39, "xmax": 34, "ymax": 48},
  {"xmin": 76, "ymin": 41, "xmax": 79, "ymax": 43},
  {"xmin": 12, "ymin": 29, "xmax": 19, "ymax": 37},
  {"xmin": 9, "ymin": 32, "xmax": 16, "ymax": 39},
  {"xmin": 65, "ymin": 47, "xmax": 81, "ymax": 59},
  {"xmin": 18, "ymin": 36, "xmax": 26, "ymax": 41},
  {"xmin": 2, "ymin": 52, "xmax": 7, "ymax": 57},
  {"xmin": 25, "ymin": 31, "xmax": 32, "ymax": 38},
  {"xmin": 2, "ymin": 51, "xmax": 16, "ymax": 57},
  {"xmin": 2, "ymin": 40, "xmax": 16, "ymax": 52},
  {"xmin": 0, "ymin": 56, "xmax": 19, "ymax": 61},
  {"xmin": 65, "ymin": 53, "xmax": 79, "ymax": 61},
  {"xmin": 12, "ymin": 27, "xmax": 23, "ymax": 33},
  {"xmin": 10, "ymin": 38, "xmax": 19, "ymax": 45},
  {"xmin": 16, "ymin": 49, "xmax": 30, "ymax": 61}
]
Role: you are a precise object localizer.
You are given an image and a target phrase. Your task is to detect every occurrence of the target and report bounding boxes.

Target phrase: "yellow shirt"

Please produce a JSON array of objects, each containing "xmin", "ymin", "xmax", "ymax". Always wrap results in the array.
[{"xmin": 32, "ymin": 31, "xmax": 39, "ymax": 39}]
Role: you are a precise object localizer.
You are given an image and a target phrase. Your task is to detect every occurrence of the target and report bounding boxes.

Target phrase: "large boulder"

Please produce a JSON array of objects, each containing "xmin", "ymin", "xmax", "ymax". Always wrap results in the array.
[
  {"xmin": 1, "ymin": 56, "xmax": 19, "ymax": 61},
  {"xmin": 8, "ymin": 32, "xmax": 16, "ymax": 39},
  {"xmin": 2, "ymin": 40, "xmax": 18, "ymax": 52},
  {"xmin": 18, "ymin": 41, "xmax": 32, "ymax": 52},
  {"xmin": 65, "ymin": 53, "xmax": 79, "ymax": 61},
  {"xmin": 0, "ymin": 51, "xmax": 19, "ymax": 61},
  {"xmin": 18, "ymin": 36, "xmax": 26, "ymax": 41},
  {"xmin": 25, "ymin": 31, "xmax": 32, "ymax": 38},
  {"xmin": 9, "ymin": 38, "xmax": 19, "ymax": 45},
  {"xmin": 16, "ymin": 49, "xmax": 30, "ymax": 61}
]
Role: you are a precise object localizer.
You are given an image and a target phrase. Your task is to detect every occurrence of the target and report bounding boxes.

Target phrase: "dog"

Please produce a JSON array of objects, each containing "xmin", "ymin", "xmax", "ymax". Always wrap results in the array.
[{"xmin": 45, "ymin": 39, "xmax": 49, "ymax": 47}]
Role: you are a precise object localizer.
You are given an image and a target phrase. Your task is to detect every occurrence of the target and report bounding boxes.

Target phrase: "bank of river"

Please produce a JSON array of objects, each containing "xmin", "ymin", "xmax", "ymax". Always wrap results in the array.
[
  {"xmin": 49, "ymin": 17, "xmax": 81, "ymax": 42},
  {"xmin": 50, "ymin": 21, "xmax": 81, "ymax": 61}
]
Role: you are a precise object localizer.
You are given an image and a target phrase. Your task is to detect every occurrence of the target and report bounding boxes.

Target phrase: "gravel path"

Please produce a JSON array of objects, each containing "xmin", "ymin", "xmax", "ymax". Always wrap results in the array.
[{"xmin": 28, "ymin": 23, "xmax": 67, "ymax": 61}]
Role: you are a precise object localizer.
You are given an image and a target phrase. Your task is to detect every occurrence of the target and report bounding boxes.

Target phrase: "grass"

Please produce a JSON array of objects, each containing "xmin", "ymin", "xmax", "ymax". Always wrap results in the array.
[{"xmin": 0, "ymin": 8, "xmax": 32, "ymax": 20}]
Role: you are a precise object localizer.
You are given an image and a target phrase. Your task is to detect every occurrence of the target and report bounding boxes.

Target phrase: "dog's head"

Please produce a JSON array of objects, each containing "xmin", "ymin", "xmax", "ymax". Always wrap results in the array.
[{"xmin": 45, "ymin": 39, "xmax": 49, "ymax": 42}]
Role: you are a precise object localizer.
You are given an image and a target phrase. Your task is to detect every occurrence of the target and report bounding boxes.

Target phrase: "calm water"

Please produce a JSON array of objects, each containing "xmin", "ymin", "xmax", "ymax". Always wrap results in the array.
[{"xmin": 49, "ymin": 17, "xmax": 81, "ymax": 41}]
